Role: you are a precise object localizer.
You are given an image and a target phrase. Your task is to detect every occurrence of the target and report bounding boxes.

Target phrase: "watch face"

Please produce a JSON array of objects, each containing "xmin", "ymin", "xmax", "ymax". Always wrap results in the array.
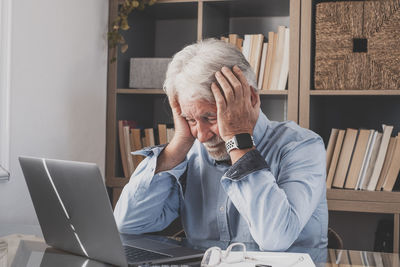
[{"xmin": 235, "ymin": 133, "xmax": 253, "ymax": 149}]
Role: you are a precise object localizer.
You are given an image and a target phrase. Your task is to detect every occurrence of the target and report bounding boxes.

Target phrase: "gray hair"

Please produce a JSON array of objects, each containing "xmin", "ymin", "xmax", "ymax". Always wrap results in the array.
[{"xmin": 163, "ymin": 38, "xmax": 258, "ymax": 103}]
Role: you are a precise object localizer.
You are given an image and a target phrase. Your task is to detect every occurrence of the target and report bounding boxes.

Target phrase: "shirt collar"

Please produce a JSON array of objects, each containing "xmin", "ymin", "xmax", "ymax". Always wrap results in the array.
[{"xmin": 252, "ymin": 110, "xmax": 270, "ymax": 147}]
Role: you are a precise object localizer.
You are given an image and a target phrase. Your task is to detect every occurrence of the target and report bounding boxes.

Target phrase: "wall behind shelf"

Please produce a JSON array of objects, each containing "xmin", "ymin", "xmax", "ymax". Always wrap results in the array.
[
  {"xmin": 260, "ymin": 95, "xmax": 287, "ymax": 122},
  {"xmin": 117, "ymin": 3, "xmax": 198, "ymax": 89},
  {"xmin": 329, "ymin": 211, "xmax": 392, "ymax": 251},
  {"xmin": 310, "ymin": 95, "xmax": 400, "ymax": 145}
]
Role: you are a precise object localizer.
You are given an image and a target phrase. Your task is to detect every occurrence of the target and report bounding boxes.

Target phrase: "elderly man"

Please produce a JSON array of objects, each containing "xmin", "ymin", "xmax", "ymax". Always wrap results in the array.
[{"xmin": 114, "ymin": 39, "xmax": 328, "ymax": 251}]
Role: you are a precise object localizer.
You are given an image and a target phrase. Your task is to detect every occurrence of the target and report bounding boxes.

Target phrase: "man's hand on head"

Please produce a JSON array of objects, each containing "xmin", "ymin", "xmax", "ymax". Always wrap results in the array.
[
  {"xmin": 211, "ymin": 65, "xmax": 260, "ymax": 142},
  {"xmin": 155, "ymin": 95, "xmax": 195, "ymax": 174},
  {"xmin": 168, "ymin": 95, "xmax": 195, "ymax": 147}
]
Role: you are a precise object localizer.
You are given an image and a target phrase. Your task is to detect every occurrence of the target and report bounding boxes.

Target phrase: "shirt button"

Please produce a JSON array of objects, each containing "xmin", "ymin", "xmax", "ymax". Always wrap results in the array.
[{"xmin": 219, "ymin": 206, "xmax": 224, "ymax": 212}]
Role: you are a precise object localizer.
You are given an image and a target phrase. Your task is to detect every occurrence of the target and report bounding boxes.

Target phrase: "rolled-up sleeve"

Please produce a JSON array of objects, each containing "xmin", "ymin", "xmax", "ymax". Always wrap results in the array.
[
  {"xmin": 114, "ymin": 145, "xmax": 188, "ymax": 234},
  {"xmin": 221, "ymin": 136, "xmax": 326, "ymax": 251}
]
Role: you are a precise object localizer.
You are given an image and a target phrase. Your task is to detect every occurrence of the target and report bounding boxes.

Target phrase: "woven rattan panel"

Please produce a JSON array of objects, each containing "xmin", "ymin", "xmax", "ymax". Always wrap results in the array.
[{"xmin": 314, "ymin": 0, "xmax": 400, "ymax": 90}]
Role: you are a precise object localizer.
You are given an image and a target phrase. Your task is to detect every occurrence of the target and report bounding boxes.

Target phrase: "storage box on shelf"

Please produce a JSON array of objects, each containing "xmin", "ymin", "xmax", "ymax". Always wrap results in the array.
[
  {"xmin": 299, "ymin": 0, "xmax": 400, "ymax": 252},
  {"xmin": 106, "ymin": 0, "xmax": 301, "ymax": 206}
]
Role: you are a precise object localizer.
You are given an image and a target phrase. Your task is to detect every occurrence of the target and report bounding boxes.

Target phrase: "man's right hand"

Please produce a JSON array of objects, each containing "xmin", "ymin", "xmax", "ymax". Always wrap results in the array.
[
  {"xmin": 155, "ymin": 96, "xmax": 194, "ymax": 174},
  {"xmin": 168, "ymin": 96, "xmax": 195, "ymax": 147}
]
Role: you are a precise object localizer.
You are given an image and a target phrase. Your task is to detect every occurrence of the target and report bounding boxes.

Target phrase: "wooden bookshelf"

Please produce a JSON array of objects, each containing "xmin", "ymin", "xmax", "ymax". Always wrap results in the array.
[
  {"xmin": 106, "ymin": 176, "xmax": 129, "ymax": 187},
  {"xmin": 300, "ymin": 0, "xmax": 400, "ymax": 252}
]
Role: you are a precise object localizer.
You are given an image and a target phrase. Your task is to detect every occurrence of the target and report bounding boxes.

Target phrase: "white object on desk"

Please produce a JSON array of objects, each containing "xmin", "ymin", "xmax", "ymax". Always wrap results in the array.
[{"xmin": 201, "ymin": 243, "xmax": 315, "ymax": 267}]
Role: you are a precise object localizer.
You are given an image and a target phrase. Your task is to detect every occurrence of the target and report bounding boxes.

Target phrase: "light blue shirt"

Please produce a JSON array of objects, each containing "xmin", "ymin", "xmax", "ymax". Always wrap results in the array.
[{"xmin": 114, "ymin": 111, "xmax": 328, "ymax": 251}]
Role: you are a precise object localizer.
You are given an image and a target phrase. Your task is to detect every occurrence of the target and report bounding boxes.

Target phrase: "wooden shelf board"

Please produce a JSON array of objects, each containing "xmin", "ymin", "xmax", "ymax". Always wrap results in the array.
[
  {"xmin": 118, "ymin": 0, "xmax": 197, "ymax": 4},
  {"xmin": 117, "ymin": 88, "xmax": 165, "ymax": 95},
  {"xmin": 328, "ymin": 199, "xmax": 400, "ymax": 214},
  {"xmin": 310, "ymin": 90, "xmax": 400, "ymax": 96},
  {"xmin": 259, "ymin": 90, "xmax": 288, "ymax": 95},
  {"xmin": 106, "ymin": 177, "xmax": 129, "ymax": 187},
  {"xmin": 327, "ymin": 189, "xmax": 400, "ymax": 203},
  {"xmin": 157, "ymin": 0, "xmax": 197, "ymax": 3},
  {"xmin": 117, "ymin": 88, "xmax": 288, "ymax": 96}
]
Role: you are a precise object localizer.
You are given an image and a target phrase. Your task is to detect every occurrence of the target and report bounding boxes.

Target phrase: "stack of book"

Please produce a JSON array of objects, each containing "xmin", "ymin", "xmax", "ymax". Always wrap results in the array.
[
  {"xmin": 326, "ymin": 126, "xmax": 400, "ymax": 191},
  {"xmin": 118, "ymin": 120, "xmax": 175, "ymax": 178},
  {"xmin": 220, "ymin": 26, "xmax": 290, "ymax": 91}
]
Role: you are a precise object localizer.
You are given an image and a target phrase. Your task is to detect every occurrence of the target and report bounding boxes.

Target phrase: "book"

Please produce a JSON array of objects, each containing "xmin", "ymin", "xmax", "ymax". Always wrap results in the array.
[
  {"xmin": 361, "ymin": 251, "xmax": 375, "ymax": 267},
  {"xmin": 123, "ymin": 125, "xmax": 135, "ymax": 175},
  {"xmin": 348, "ymin": 250, "xmax": 363, "ymax": 266},
  {"xmin": 328, "ymin": 249, "xmax": 338, "ymax": 267},
  {"xmin": 366, "ymin": 125, "xmax": 393, "ymax": 190},
  {"xmin": 228, "ymin": 33, "xmax": 238, "ymax": 46},
  {"xmin": 118, "ymin": 121, "xmax": 129, "ymax": 178},
  {"xmin": 332, "ymin": 128, "xmax": 358, "ymax": 189},
  {"xmin": 344, "ymin": 129, "xmax": 373, "ymax": 189},
  {"xmin": 249, "ymin": 35, "xmax": 257, "ymax": 71},
  {"xmin": 335, "ymin": 249, "xmax": 350, "ymax": 265},
  {"xmin": 372, "ymin": 252, "xmax": 384, "ymax": 267},
  {"xmin": 326, "ymin": 129, "xmax": 346, "ymax": 189},
  {"xmin": 144, "ymin": 128, "xmax": 155, "ymax": 147},
  {"xmin": 361, "ymin": 132, "xmax": 382, "ymax": 190},
  {"xmin": 262, "ymin": 31, "xmax": 275, "ymax": 90},
  {"xmin": 257, "ymin": 43, "xmax": 268, "ymax": 89},
  {"xmin": 236, "ymin": 37, "xmax": 243, "ymax": 51},
  {"xmin": 250, "ymin": 34, "xmax": 264, "ymax": 79},
  {"xmin": 267, "ymin": 32, "xmax": 278, "ymax": 90},
  {"xmin": 381, "ymin": 252, "xmax": 395, "ymax": 267},
  {"xmin": 242, "ymin": 35, "xmax": 251, "ymax": 62},
  {"xmin": 268, "ymin": 26, "xmax": 286, "ymax": 90},
  {"xmin": 382, "ymin": 136, "xmax": 400, "ymax": 191},
  {"xmin": 376, "ymin": 137, "xmax": 397, "ymax": 190},
  {"xmin": 356, "ymin": 131, "xmax": 378, "ymax": 190},
  {"xmin": 277, "ymin": 27, "xmax": 290, "ymax": 90},
  {"xmin": 326, "ymin": 128, "xmax": 339, "ymax": 173},
  {"xmin": 130, "ymin": 128, "xmax": 145, "ymax": 168},
  {"xmin": 158, "ymin": 124, "xmax": 167, "ymax": 145}
]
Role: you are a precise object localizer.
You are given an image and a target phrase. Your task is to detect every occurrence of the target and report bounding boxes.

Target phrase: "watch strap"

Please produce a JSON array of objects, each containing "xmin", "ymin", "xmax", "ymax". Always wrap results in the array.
[
  {"xmin": 225, "ymin": 134, "xmax": 255, "ymax": 153},
  {"xmin": 225, "ymin": 138, "xmax": 237, "ymax": 153}
]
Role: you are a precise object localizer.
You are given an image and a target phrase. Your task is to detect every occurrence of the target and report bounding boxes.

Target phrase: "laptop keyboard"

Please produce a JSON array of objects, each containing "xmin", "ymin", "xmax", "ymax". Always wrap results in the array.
[{"xmin": 124, "ymin": 245, "xmax": 173, "ymax": 262}]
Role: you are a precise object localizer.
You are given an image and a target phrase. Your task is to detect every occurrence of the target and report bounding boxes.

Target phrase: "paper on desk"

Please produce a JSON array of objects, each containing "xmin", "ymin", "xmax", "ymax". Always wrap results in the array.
[{"xmin": 208, "ymin": 250, "xmax": 315, "ymax": 267}]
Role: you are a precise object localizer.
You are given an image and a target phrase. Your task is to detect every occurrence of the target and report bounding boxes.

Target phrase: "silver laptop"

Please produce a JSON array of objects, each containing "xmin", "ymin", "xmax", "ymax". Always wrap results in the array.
[{"xmin": 19, "ymin": 156, "xmax": 203, "ymax": 266}]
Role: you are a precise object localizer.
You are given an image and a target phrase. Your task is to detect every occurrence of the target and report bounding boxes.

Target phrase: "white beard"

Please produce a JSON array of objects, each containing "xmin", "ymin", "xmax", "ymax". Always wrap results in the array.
[{"xmin": 203, "ymin": 135, "xmax": 230, "ymax": 161}]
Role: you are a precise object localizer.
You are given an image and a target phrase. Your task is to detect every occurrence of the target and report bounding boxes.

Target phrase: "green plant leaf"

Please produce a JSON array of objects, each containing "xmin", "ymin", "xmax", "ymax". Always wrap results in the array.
[{"xmin": 107, "ymin": 0, "xmax": 157, "ymax": 62}]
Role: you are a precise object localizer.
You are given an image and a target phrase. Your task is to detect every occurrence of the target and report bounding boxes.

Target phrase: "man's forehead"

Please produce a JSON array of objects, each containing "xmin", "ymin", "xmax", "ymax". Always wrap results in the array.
[
  {"xmin": 179, "ymin": 99, "xmax": 217, "ymax": 117},
  {"xmin": 181, "ymin": 110, "xmax": 217, "ymax": 118}
]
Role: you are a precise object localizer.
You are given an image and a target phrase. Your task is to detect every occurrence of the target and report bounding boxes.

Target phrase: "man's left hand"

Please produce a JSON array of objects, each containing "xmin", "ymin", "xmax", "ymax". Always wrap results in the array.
[{"xmin": 211, "ymin": 65, "xmax": 260, "ymax": 142}]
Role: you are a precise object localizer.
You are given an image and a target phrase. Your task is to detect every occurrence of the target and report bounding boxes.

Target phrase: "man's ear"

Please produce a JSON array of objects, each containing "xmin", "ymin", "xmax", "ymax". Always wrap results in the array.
[{"xmin": 250, "ymin": 86, "xmax": 260, "ymax": 108}]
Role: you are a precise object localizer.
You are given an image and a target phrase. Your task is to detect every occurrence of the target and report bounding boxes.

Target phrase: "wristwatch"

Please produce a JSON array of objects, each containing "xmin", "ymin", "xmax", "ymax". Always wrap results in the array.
[{"xmin": 225, "ymin": 133, "xmax": 255, "ymax": 153}]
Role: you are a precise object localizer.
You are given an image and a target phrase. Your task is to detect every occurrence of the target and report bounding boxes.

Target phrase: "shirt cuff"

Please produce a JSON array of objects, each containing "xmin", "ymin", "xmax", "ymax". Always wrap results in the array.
[
  {"xmin": 131, "ymin": 144, "xmax": 167, "ymax": 157},
  {"xmin": 132, "ymin": 144, "xmax": 188, "ymax": 180},
  {"xmin": 224, "ymin": 149, "xmax": 269, "ymax": 180}
]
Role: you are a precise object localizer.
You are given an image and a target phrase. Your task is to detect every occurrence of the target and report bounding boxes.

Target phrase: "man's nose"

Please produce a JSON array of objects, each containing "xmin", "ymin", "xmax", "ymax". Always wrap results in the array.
[{"xmin": 196, "ymin": 122, "xmax": 212, "ymax": 143}]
